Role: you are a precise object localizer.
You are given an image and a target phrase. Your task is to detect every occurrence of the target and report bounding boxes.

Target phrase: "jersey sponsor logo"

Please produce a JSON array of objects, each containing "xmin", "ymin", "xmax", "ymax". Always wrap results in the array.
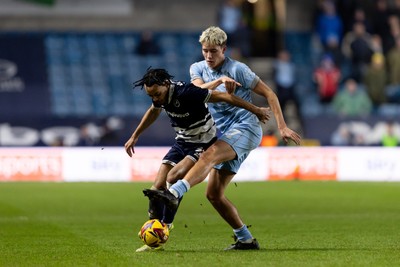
[{"xmin": 167, "ymin": 111, "xmax": 190, "ymax": 118}]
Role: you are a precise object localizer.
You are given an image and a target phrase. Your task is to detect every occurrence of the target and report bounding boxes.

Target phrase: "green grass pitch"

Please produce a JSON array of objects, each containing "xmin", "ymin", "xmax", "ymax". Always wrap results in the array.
[{"xmin": 1, "ymin": 181, "xmax": 399, "ymax": 267}]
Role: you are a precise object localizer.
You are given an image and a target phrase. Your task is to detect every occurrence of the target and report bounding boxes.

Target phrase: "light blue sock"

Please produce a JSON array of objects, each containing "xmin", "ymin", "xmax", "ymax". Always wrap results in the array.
[
  {"xmin": 233, "ymin": 225, "xmax": 253, "ymax": 243},
  {"xmin": 169, "ymin": 180, "xmax": 190, "ymax": 198}
]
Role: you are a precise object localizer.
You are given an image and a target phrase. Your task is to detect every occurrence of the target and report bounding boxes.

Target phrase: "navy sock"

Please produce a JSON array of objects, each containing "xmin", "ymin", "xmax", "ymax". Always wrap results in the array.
[
  {"xmin": 162, "ymin": 196, "xmax": 183, "ymax": 224},
  {"xmin": 148, "ymin": 197, "xmax": 164, "ymax": 220}
]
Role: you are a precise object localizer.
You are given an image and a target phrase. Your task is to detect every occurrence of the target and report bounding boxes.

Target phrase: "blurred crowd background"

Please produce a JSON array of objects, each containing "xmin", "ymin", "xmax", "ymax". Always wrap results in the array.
[{"xmin": 0, "ymin": 0, "xmax": 399, "ymax": 147}]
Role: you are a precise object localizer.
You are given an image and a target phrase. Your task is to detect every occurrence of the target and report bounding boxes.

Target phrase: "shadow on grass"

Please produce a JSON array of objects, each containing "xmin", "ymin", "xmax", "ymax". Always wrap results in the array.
[
  {"xmin": 264, "ymin": 247, "xmax": 375, "ymax": 252},
  {"xmin": 155, "ymin": 247, "xmax": 376, "ymax": 253}
]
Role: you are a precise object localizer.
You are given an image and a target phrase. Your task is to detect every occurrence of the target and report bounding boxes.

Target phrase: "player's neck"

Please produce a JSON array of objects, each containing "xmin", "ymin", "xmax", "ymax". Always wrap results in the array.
[{"xmin": 212, "ymin": 57, "xmax": 226, "ymax": 71}]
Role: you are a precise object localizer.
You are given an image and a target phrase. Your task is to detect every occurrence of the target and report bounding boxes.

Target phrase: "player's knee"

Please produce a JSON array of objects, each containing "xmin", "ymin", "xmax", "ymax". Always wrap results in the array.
[
  {"xmin": 166, "ymin": 175, "xmax": 179, "ymax": 184},
  {"xmin": 166, "ymin": 169, "xmax": 183, "ymax": 184},
  {"xmin": 152, "ymin": 182, "xmax": 166, "ymax": 190},
  {"xmin": 199, "ymin": 148, "xmax": 219, "ymax": 165},
  {"xmin": 206, "ymin": 190, "xmax": 220, "ymax": 204}
]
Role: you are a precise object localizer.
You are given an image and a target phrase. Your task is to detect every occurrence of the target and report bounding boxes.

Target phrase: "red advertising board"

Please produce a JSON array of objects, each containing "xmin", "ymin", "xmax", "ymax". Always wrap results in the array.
[
  {"xmin": 0, "ymin": 148, "xmax": 62, "ymax": 181},
  {"xmin": 268, "ymin": 148, "xmax": 337, "ymax": 181},
  {"xmin": 129, "ymin": 147, "xmax": 169, "ymax": 182}
]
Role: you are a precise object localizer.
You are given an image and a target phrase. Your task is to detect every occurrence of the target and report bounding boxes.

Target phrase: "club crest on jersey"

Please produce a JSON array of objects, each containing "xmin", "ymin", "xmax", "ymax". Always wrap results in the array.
[{"xmin": 174, "ymin": 99, "xmax": 180, "ymax": 107}]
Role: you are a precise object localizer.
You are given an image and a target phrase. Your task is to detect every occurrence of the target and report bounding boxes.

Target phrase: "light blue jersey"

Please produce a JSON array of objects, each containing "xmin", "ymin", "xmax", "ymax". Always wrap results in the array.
[
  {"xmin": 190, "ymin": 57, "xmax": 263, "ymax": 173},
  {"xmin": 190, "ymin": 57, "xmax": 260, "ymax": 134}
]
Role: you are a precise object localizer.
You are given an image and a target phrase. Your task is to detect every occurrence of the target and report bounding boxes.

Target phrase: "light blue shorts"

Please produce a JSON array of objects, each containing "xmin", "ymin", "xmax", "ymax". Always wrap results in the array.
[{"xmin": 215, "ymin": 122, "xmax": 263, "ymax": 173}]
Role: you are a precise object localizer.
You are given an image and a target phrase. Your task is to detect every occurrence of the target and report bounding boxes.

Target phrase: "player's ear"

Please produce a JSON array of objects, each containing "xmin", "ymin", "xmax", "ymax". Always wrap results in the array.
[
  {"xmin": 222, "ymin": 45, "xmax": 227, "ymax": 53},
  {"xmin": 163, "ymin": 80, "xmax": 171, "ymax": 88}
]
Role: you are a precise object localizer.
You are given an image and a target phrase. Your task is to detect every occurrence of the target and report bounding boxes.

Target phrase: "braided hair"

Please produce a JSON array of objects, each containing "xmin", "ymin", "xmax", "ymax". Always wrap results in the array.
[{"xmin": 133, "ymin": 67, "xmax": 174, "ymax": 89}]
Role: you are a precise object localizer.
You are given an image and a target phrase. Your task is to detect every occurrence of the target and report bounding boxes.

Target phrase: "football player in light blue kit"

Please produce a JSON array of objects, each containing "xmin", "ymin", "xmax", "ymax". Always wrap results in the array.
[{"xmin": 144, "ymin": 26, "xmax": 301, "ymax": 250}]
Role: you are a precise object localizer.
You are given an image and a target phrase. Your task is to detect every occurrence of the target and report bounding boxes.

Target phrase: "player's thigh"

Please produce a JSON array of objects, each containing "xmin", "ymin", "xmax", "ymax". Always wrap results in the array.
[
  {"xmin": 203, "ymin": 140, "xmax": 237, "ymax": 164},
  {"xmin": 167, "ymin": 157, "xmax": 195, "ymax": 184}
]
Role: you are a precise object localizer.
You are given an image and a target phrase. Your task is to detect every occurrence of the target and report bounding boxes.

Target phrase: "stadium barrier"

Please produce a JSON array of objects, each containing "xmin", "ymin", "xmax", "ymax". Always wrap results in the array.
[{"xmin": 0, "ymin": 147, "xmax": 399, "ymax": 182}]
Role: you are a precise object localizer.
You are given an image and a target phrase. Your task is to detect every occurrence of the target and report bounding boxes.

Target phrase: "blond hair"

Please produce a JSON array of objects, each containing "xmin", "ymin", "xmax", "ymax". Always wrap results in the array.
[{"xmin": 199, "ymin": 26, "xmax": 227, "ymax": 46}]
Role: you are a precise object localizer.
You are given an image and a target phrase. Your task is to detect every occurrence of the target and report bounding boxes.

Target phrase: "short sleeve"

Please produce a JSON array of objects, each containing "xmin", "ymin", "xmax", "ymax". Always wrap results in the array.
[
  {"xmin": 235, "ymin": 62, "xmax": 259, "ymax": 90},
  {"xmin": 190, "ymin": 62, "xmax": 203, "ymax": 82}
]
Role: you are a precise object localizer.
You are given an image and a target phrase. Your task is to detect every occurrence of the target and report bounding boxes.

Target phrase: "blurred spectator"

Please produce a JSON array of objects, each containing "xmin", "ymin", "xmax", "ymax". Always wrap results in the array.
[
  {"xmin": 330, "ymin": 124, "xmax": 354, "ymax": 146},
  {"xmin": 217, "ymin": 0, "xmax": 242, "ymax": 38},
  {"xmin": 260, "ymin": 129, "xmax": 279, "ymax": 147},
  {"xmin": 315, "ymin": 0, "xmax": 344, "ymax": 49},
  {"xmin": 273, "ymin": 50, "xmax": 301, "ymax": 120},
  {"xmin": 312, "ymin": 0, "xmax": 327, "ymax": 29},
  {"xmin": 330, "ymin": 123, "xmax": 366, "ymax": 146},
  {"xmin": 386, "ymin": 35, "xmax": 400, "ymax": 102},
  {"xmin": 381, "ymin": 120, "xmax": 400, "ymax": 146},
  {"xmin": 341, "ymin": 22, "xmax": 373, "ymax": 82},
  {"xmin": 313, "ymin": 54, "xmax": 341, "ymax": 104},
  {"xmin": 50, "ymin": 136, "xmax": 65, "ymax": 147},
  {"xmin": 332, "ymin": 78, "xmax": 373, "ymax": 117},
  {"xmin": 386, "ymin": 35, "xmax": 400, "ymax": 84},
  {"xmin": 77, "ymin": 117, "xmax": 123, "ymax": 146},
  {"xmin": 217, "ymin": 0, "xmax": 251, "ymax": 57},
  {"xmin": 384, "ymin": 15, "xmax": 400, "ymax": 54},
  {"xmin": 330, "ymin": 121, "xmax": 371, "ymax": 146},
  {"xmin": 372, "ymin": 0, "xmax": 392, "ymax": 53},
  {"xmin": 99, "ymin": 117, "xmax": 124, "ymax": 146},
  {"xmin": 387, "ymin": 31, "xmax": 400, "ymax": 85},
  {"xmin": 335, "ymin": 0, "xmax": 358, "ymax": 34},
  {"xmin": 324, "ymin": 35, "xmax": 345, "ymax": 66},
  {"xmin": 349, "ymin": 8, "xmax": 373, "ymax": 34},
  {"xmin": 135, "ymin": 31, "xmax": 161, "ymax": 56},
  {"xmin": 78, "ymin": 122, "xmax": 102, "ymax": 146},
  {"xmin": 390, "ymin": 0, "xmax": 400, "ymax": 11},
  {"xmin": 370, "ymin": 34, "xmax": 384, "ymax": 54},
  {"xmin": 228, "ymin": 47, "xmax": 245, "ymax": 62},
  {"xmin": 390, "ymin": 0, "xmax": 400, "ymax": 18},
  {"xmin": 363, "ymin": 53, "xmax": 387, "ymax": 108}
]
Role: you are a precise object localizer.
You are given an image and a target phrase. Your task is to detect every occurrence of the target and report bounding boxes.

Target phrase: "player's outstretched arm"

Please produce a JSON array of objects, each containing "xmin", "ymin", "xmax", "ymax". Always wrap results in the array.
[
  {"xmin": 208, "ymin": 91, "xmax": 271, "ymax": 123},
  {"xmin": 252, "ymin": 80, "xmax": 301, "ymax": 145},
  {"xmin": 124, "ymin": 105, "xmax": 162, "ymax": 157},
  {"xmin": 195, "ymin": 76, "xmax": 241, "ymax": 94}
]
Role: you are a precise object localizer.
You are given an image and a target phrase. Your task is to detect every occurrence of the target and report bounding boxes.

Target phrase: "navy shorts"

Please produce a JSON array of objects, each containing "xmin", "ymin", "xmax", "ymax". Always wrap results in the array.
[{"xmin": 162, "ymin": 137, "xmax": 217, "ymax": 166}]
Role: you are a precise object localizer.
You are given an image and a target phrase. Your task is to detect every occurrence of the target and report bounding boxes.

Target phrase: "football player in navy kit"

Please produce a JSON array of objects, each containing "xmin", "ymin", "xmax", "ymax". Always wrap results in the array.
[
  {"xmin": 144, "ymin": 26, "xmax": 302, "ymax": 251},
  {"xmin": 125, "ymin": 68, "xmax": 270, "ymax": 252}
]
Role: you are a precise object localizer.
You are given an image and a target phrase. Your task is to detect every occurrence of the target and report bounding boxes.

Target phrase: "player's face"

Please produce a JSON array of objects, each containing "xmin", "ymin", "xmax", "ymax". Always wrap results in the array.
[
  {"xmin": 201, "ymin": 43, "xmax": 226, "ymax": 69},
  {"xmin": 145, "ymin": 83, "xmax": 169, "ymax": 106}
]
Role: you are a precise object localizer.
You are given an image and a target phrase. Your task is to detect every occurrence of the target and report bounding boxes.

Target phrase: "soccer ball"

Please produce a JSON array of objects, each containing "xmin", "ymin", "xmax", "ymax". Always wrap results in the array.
[{"xmin": 138, "ymin": 219, "xmax": 169, "ymax": 247}]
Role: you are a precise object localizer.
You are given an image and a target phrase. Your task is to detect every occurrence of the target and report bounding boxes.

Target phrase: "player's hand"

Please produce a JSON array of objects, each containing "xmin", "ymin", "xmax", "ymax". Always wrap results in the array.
[
  {"xmin": 279, "ymin": 127, "xmax": 301, "ymax": 145},
  {"xmin": 220, "ymin": 76, "xmax": 241, "ymax": 94},
  {"xmin": 256, "ymin": 107, "xmax": 271, "ymax": 123},
  {"xmin": 124, "ymin": 136, "xmax": 138, "ymax": 157}
]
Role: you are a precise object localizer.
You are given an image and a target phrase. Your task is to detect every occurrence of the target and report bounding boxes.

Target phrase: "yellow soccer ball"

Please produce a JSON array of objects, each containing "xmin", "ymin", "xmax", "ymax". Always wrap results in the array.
[{"xmin": 138, "ymin": 219, "xmax": 169, "ymax": 247}]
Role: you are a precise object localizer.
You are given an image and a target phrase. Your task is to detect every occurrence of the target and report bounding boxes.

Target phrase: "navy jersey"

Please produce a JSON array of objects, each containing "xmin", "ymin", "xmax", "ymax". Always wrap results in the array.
[{"xmin": 153, "ymin": 82, "xmax": 217, "ymax": 143}]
